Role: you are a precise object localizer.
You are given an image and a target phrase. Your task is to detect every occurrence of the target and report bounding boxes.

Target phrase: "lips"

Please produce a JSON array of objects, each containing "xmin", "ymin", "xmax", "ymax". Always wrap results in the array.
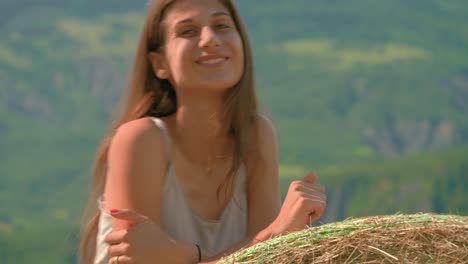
[
  {"xmin": 196, "ymin": 55, "xmax": 229, "ymax": 65},
  {"xmin": 199, "ymin": 58, "xmax": 226, "ymax": 65}
]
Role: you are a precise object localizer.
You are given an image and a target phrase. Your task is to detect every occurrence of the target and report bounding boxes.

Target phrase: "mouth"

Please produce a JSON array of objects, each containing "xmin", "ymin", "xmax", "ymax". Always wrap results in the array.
[{"xmin": 196, "ymin": 56, "xmax": 229, "ymax": 66}]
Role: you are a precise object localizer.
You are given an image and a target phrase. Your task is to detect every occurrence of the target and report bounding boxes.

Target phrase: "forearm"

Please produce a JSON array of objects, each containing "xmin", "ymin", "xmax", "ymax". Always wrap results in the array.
[
  {"xmin": 171, "ymin": 239, "xmax": 199, "ymax": 264},
  {"xmin": 198, "ymin": 226, "xmax": 273, "ymax": 264}
]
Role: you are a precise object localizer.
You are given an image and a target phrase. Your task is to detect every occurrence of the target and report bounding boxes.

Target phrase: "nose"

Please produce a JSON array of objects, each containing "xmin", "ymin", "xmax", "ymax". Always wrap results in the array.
[{"xmin": 198, "ymin": 26, "xmax": 221, "ymax": 49}]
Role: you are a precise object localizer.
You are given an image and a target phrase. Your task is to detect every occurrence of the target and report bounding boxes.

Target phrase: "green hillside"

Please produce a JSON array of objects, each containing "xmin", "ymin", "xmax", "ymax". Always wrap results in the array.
[
  {"xmin": 280, "ymin": 146, "xmax": 468, "ymax": 222},
  {"xmin": 0, "ymin": 0, "xmax": 467, "ymax": 263},
  {"xmin": 1, "ymin": 1, "xmax": 468, "ymax": 166}
]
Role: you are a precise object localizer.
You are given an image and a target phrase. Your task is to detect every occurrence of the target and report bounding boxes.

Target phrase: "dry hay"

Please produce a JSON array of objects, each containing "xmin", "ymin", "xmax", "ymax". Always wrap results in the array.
[{"xmin": 219, "ymin": 213, "xmax": 468, "ymax": 264}]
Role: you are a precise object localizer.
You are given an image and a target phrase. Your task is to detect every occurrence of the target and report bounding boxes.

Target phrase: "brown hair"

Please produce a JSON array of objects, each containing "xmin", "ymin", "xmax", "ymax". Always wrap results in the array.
[{"xmin": 79, "ymin": 0, "xmax": 258, "ymax": 263}]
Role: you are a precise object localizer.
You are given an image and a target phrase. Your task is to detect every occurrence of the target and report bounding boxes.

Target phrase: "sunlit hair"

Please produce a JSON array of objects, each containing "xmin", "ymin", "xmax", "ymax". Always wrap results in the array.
[{"xmin": 79, "ymin": 0, "xmax": 258, "ymax": 263}]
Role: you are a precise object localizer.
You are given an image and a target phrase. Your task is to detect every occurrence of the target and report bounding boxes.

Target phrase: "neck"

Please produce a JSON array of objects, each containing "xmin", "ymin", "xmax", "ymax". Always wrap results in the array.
[
  {"xmin": 169, "ymin": 93, "xmax": 232, "ymax": 167},
  {"xmin": 176, "ymin": 93, "xmax": 226, "ymax": 138}
]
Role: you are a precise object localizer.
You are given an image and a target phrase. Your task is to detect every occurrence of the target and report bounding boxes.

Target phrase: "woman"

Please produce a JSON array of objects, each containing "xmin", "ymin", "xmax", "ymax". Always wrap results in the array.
[{"xmin": 79, "ymin": 0, "xmax": 326, "ymax": 263}]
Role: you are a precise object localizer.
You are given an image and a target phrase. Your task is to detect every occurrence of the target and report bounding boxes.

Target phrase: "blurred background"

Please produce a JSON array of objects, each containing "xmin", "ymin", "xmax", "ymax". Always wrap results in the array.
[{"xmin": 0, "ymin": 0, "xmax": 467, "ymax": 263}]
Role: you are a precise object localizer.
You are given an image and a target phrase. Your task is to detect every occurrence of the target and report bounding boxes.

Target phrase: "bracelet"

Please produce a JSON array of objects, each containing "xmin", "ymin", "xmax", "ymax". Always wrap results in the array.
[{"xmin": 195, "ymin": 243, "xmax": 201, "ymax": 262}]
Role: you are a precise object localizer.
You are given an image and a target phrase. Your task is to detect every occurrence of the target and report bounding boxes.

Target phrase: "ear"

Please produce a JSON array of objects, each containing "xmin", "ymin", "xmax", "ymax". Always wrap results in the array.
[{"xmin": 148, "ymin": 52, "xmax": 170, "ymax": 79}]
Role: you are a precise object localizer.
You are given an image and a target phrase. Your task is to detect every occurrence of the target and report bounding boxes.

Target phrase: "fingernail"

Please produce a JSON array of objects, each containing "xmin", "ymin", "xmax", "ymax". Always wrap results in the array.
[{"xmin": 110, "ymin": 209, "xmax": 120, "ymax": 214}]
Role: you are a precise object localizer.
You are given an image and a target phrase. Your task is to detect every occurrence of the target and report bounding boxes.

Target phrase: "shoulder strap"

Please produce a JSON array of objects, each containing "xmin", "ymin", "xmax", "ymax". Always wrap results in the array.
[{"xmin": 150, "ymin": 117, "xmax": 171, "ymax": 172}]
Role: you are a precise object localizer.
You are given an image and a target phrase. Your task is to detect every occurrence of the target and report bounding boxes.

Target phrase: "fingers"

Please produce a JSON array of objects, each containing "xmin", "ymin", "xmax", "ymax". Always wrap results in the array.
[
  {"xmin": 299, "ymin": 172, "xmax": 325, "ymax": 193},
  {"xmin": 289, "ymin": 181, "xmax": 325, "ymax": 195},
  {"xmin": 108, "ymin": 242, "xmax": 131, "ymax": 257},
  {"xmin": 301, "ymin": 182, "xmax": 326, "ymax": 194},
  {"xmin": 105, "ymin": 229, "xmax": 129, "ymax": 245},
  {"xmin": 110, "ymin": 209, "xmax": 150, "ymax": 224},
  {"xmin": 298, "ymin": 191, "xmax": 327, "ymax": 207},
  {"xmin": 295, "ymin": 184, "xmax": 327, "ymax": 223},
  {"xmin": 301, "ymin": 194, "xmax": 326, "ymax": 223},
  {"xmin": 108, "ymin": 255, "xmax": 133, "ymax": 264},
  {"xmin": 309, "ymin": 206, "xmax": 325, "ymax": 223},
  {"xmin": 301, "ymin": 192, "xmax": 327, "ymax": 203},
  {"xmin": 302, "ymin": 171, "xmax": 317, "ymax": 183}
]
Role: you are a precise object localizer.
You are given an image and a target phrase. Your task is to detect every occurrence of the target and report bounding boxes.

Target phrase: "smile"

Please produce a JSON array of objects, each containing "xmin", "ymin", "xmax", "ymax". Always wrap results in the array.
[
  {"xmin": 196, "ymin": 56, "xmax": 229, "ymax": 67},
  {"xmin": 199, "ymin": 58, "xmax": 226, "ymax": 65}
]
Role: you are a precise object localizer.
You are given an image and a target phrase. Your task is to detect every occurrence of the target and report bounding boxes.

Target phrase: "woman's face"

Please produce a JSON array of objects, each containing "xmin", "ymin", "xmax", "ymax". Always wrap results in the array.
[{"xmin": 152, "ymin": 0, "xmax": 244, "ymax": 95}]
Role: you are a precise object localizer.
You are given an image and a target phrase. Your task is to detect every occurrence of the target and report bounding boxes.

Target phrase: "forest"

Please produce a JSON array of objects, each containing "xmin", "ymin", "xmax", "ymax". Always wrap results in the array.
[{"xmin": 0, "ymin": 0, "xmax": 467, "ymax": 263}]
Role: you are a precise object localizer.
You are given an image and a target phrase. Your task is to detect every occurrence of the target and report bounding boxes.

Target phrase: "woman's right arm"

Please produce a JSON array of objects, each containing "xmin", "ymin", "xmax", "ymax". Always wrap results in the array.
[
  {"xmin": 104, "ymin": 118, "xmax": 166, "ymax": 230},
  {"xmin": 104, "ymin": 118, "xmax": 197, "ymax": 263}
]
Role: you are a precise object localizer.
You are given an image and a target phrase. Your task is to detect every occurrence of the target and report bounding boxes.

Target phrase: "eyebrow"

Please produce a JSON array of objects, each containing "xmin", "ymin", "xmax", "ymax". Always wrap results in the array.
[{"xmin": 175, "ymin": 12, "xmax": 230, "ymax": 26}]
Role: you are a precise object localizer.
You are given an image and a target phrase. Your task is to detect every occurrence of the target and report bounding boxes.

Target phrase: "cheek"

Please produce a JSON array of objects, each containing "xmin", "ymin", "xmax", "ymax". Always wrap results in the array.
[
  {"xmin": 224, "ymin": 33, "xmax": 244, "ymax": 70},
  {"xmin": 231, "ymin": 33, "xmax": 244, "ymax": 56},
  {"xmin": 235, "ymin": 39, "xmax": 245, "ymax": 76},
  {"xmin": 232, "ymin": 35, "xmax": 244, "ymax": 68},
  {"xmin": 166, "ymin": 42, "xmax": 192, "ymax": 74}
]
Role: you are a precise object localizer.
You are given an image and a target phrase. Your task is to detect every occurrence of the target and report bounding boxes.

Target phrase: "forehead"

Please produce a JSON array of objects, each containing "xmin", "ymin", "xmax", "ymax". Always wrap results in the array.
[{"xmin": 165, "ymin": 0, "xmax": 231, "ymax": 25}]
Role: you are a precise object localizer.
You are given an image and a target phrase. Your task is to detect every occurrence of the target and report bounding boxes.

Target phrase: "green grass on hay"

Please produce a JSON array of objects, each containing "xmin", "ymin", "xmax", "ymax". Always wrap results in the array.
[{"xmin": 218, "ymin": 213, "xmax": 468, "ymax": 264}]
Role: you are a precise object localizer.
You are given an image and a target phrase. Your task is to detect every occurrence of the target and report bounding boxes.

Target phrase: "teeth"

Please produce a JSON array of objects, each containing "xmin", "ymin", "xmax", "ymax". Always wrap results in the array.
[{"xmin": 199, "ymin": 58, "xmax": 225, "ymax": 65}]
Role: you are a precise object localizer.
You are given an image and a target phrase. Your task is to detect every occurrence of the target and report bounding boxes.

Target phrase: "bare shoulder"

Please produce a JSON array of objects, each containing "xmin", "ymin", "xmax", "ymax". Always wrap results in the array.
[
  {"xmin": 107, "ymin": 116, "xmax": 168, "ymax": 179},
  {"xmin": 256, "ymin": 114, "xmax": 275, "ymax": 132},
  {"xmin": 107, "ymin": 116, "xmax": 168, "ymax": 183},
  {"xmin": 245, "ymin": 114, "xmax": 278, "ymax": 176},
  {"xmin": 252, "ymin": 114, "xmax": 277, "ymax": 148},
  {"xmin": 112, "ymin": 117, "xmax": 166, "ymax": 149}
]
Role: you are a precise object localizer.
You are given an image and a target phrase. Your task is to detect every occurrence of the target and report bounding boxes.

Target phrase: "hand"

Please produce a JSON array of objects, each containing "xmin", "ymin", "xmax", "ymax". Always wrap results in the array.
[
  {"xmin": 105, "ymin": 209, "xmax": 195, "ymax": 264},
  {"xmin": 268, "ymin": 172, "xmax": 326, "ymax": 236}
]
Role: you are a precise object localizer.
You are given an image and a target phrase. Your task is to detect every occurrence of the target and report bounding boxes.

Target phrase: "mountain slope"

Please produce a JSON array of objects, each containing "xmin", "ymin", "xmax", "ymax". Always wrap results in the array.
[{"xmin": 0, "ymin": 1, "xmax": 467, "ymax": 263}]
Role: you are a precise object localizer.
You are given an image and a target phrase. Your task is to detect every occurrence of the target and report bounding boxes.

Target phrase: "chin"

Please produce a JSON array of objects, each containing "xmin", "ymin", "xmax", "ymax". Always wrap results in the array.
[{"xmin": 199, "ymin": 78, "xmax": 241, "ymax": 92}]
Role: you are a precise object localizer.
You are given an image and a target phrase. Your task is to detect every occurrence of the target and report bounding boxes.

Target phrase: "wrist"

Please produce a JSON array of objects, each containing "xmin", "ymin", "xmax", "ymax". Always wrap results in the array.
[
  {"xmin": 253, "ymin": 225, "xmax": 274, "ymax": 243},
  {"xmin": 263, "ymin": 220, "xmax": 289, "ymax": 239},
  {"xmin": 175, "ymin": 240, "xmax": 199, "ymax": 264}
]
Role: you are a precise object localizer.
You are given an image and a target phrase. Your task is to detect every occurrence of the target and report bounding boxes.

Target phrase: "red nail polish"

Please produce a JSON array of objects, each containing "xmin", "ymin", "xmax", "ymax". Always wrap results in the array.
[{"xmin": 110, "ymin": 209, "xmax": 119, "ymax": 214}]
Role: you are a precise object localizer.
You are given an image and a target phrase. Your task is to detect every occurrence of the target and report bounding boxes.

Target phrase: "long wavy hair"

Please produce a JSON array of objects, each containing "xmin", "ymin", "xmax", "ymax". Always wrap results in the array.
[{"xmin": 79, "ymin": 0, "xmax": 258, "ymax": 263}]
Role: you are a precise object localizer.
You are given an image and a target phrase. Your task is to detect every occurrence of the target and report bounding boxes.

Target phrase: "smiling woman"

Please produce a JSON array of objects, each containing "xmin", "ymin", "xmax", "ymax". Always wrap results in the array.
[
  {"xmin": 147, "ymin": 2, "xmax": 244, "ymax": 96},
  {"xmin": 79, "ymin": 1, "xmax": 326, "ymax": 264}
]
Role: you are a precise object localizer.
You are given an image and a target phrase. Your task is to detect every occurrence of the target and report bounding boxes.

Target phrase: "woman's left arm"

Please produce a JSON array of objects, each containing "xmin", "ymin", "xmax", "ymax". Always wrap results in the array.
[{"xmin": 244, "ymin": 115, "xmax": 282, "ymax": 237}]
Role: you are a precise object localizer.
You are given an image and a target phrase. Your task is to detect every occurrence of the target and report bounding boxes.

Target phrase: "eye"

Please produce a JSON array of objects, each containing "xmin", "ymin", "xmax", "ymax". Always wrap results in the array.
[
  {"xmin": 215, "ymin": 24, "xmax": 230, "ymax": 30},
  {"xmin": 180, "ymin": 28, "xmax": 197, "ymax": 36}
]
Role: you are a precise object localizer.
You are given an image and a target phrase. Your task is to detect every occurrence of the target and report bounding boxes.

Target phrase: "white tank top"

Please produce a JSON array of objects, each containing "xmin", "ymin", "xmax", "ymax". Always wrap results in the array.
[{"xmin": 93, "ymin": 117, "xmax": 248, "ymax": 263}]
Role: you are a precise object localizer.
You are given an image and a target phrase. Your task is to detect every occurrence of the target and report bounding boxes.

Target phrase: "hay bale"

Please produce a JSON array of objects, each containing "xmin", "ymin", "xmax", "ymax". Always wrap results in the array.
[{"xmin": 219, "ymin": 213, "xmax": 468, "ymax": 264}]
